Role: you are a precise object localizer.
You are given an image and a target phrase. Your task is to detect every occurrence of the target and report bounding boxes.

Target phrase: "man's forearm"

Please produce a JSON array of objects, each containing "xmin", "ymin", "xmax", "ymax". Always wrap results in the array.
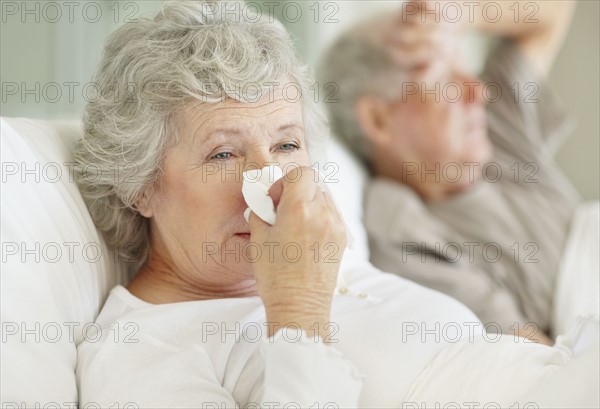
[
  {"xmin": 463, "ymin": 1, "xmax": 574, "ymax": 38},
  {"xmin": 462, "ymin": 1, "xmax": 576, "ymax": 75},
  {"xmin": 394, "ymin": 1, "xmax": 576, "ymax": 75}
]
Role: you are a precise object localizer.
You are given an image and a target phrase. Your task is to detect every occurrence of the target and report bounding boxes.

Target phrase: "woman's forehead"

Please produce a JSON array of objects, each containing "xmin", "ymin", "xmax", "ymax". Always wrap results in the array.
[{"xmin": 179, "ymin": 95, "xmax": 304, "ymax": 137}]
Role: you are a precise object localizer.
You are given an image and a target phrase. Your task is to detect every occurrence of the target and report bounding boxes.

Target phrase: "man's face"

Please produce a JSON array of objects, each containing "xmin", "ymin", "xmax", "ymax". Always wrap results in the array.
[{"xmin": 386, "ymin": 66, "xmax": 493, "ymax": 173}]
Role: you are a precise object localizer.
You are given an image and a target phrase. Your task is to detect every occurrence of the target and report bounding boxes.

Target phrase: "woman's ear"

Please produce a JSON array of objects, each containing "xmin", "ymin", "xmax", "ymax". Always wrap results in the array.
[
  {"xmin": 135, "ymin": 188, "xmax": 154, "ymax": 218},
  {"xmin": 355, "ymin": 95, "xmax": 392, "ymax": 148}
]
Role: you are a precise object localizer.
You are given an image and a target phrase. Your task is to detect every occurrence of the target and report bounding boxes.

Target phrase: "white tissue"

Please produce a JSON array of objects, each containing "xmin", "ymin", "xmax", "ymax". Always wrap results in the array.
[
  {"xmin": 242, "ymin": 165, "xmax": 284, "ymax": 225},
  {"xmin": 242, "ymin": 165, "xmax": 354, "ymax": 249}
]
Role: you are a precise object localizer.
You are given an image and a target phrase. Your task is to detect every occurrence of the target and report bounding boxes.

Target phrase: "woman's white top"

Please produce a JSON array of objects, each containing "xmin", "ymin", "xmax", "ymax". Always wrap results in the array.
[{"xmin": 76, "ymin": 257, "xmax": 598, "ymax": 408}]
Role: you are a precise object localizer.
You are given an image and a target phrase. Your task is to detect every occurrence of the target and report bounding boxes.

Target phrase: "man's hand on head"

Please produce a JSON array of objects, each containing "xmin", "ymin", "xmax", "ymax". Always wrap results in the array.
[{"xmin": 383, "ymin": 0, "xmax": 462, "ymax": 76}]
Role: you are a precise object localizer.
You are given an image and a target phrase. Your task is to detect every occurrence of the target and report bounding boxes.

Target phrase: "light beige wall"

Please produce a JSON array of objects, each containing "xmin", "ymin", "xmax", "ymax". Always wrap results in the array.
[
  {"xmin": 1, "ymin": 0, "xmax": 597, "ymax": 198},
  {"xmin": 0, "ymin": 0, "xmax": 162, "ymax": 119},
  {"xmin": 550, "ymin": 1, "xmax": 600, "ymax": 200}
]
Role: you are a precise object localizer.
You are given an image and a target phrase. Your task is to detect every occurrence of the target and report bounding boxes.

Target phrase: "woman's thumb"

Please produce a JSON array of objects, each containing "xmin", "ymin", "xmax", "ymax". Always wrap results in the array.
[
  {"xmin": 267, "ymin": 178, "xmax": 284, "ymax": 209},
  {"xmin": 247, "ymin": 208, "xmax": 270, "ymax": 235}
]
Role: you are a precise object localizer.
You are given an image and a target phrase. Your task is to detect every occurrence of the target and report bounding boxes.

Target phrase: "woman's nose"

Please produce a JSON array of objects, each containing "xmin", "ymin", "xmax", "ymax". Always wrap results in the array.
[{"xmin": 244, "ymin": 149, "xmax": 277, "ymax": 172}]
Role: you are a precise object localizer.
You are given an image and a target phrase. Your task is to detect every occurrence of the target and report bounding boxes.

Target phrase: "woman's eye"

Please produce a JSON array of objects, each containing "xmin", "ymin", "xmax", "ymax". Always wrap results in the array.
[
  {"xmin": 210, "ymin": 152, "xmax": 232, "ymax": 160},
  {"xmin": 278, "ymin": 143, "xmax": 299, "ymax": 152}
]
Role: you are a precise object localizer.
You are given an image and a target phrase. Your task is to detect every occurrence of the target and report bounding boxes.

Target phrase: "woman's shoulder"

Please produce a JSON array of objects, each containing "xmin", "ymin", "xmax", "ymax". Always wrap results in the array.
[
  {"xmin": 75, "ymin": 287, "xmax": 271, "ymax": 406},
  {"xmin": 99, "ymin": 284, "xmax": 261, "ymax": 319},
  {"xmin": 79, "ymin": 285, "xmax": 265, "ymax": 352},
  {"xmin": 94, "ymin": 285, "xmax": 152, "ymax": 326}
]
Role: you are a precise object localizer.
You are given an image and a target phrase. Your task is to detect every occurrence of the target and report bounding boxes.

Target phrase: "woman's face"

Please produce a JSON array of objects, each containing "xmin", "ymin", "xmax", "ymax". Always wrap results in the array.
[{"xmin": 141, "ymin": 92, "xmax": 310, "ymax": 293}]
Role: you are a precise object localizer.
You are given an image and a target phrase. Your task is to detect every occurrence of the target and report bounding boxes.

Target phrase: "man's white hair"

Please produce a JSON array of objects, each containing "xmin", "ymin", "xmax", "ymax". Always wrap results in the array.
[{"xmin": 318, "ymin": 16, "xmax": 403, "ymax": 166}]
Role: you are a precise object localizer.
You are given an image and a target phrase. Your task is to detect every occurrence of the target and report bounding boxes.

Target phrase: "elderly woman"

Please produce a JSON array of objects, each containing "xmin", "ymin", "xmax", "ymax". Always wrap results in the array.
[{"xmin": 75, "ymin": 1, "xmax": 598, "ymax": 408}]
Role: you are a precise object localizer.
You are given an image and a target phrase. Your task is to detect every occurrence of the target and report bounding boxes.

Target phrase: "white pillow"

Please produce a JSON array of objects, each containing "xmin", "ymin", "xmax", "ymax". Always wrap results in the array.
[
  {"xmin": 324, "ymin": 137, "xmax": 370, "ymax": 263},
  {"xmin": 1, "ymin": 118, "xmax": 127, "ymax": 406}
]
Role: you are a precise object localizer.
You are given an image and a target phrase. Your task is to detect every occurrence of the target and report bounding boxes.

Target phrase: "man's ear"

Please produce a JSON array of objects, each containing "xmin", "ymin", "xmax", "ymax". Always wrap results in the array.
[
  {"xmin": 135, "ymin": 188, "xmax": 154, "ymax": 218},
  {"xmin": 355, "ymin": 95, "xmax": 392, "ymax": 147}
]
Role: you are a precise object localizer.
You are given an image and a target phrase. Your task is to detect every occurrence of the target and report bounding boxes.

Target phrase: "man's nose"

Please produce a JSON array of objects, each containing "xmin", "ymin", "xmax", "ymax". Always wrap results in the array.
[{"xmin": 459, "ymin": 74, "xmax": 485, "ymax": 106}]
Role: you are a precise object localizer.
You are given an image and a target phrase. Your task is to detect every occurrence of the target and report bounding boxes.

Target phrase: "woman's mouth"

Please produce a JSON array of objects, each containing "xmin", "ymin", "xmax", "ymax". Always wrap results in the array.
[{"xmin": 235, "ymin": 233, "xmax": 251, "ymax": 240}]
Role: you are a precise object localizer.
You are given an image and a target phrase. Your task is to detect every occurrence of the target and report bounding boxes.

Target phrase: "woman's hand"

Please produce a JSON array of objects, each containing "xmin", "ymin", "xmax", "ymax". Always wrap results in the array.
[{"xmin": 247, "ymin": 166, "xmax": 347, "ymax": 342}]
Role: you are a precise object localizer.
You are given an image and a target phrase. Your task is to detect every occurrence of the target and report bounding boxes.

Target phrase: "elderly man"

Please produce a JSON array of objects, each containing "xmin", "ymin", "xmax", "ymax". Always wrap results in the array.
[{"xmin": 319, "ymin": 1, "xmax": 579, "ymax": 344}]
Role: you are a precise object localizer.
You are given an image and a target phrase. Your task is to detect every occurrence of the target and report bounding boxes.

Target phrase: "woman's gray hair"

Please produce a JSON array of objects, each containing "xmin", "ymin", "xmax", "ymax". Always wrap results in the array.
[
  {"xmin": 318, "ymin": 16, "xmax": 403, "ymax": 167},
  {"xmin": 75, "ymin": 0, "xmax": 329, "ymax": 266}
]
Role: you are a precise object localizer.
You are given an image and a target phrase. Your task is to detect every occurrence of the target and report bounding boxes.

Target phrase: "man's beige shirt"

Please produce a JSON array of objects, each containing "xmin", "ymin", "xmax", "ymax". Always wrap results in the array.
[{"xmin": 365, "ymin": 40, "xmax": 581, "ymax": 336}]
